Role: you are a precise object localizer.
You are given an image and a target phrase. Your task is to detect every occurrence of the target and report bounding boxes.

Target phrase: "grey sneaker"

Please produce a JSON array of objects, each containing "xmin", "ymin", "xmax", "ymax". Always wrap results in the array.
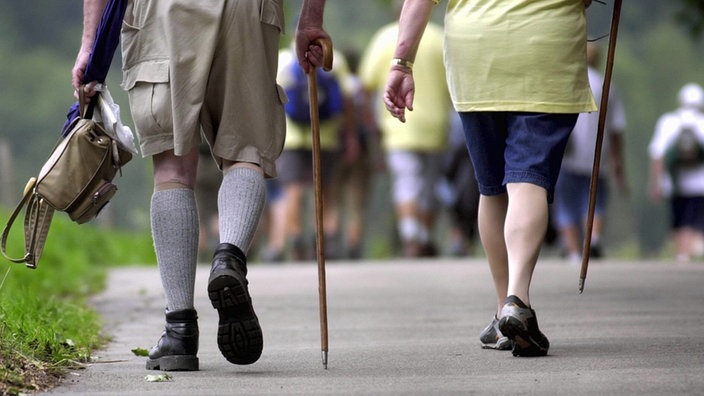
[
  {"xmin": 498, "ymin": 295, "xmax": 550, "ymax": 357},
  {"xmin": 479, "ymin": 316, "xmax": 513, "ymax": 350}
]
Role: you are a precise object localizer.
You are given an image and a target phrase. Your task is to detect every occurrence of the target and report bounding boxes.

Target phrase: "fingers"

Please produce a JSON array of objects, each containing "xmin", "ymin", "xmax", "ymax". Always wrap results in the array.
[
  {"xmin": 302, "ymin": 45, "xmax": 325, "ymax": 73},
  {"xmin": 73, "ymin": 81, "xmax": 101, "ymax": 102},
  {"xmin": 383, "ymin": 91, "xmax": 409, "ymax": 123},
  {"xmin": 383, "ymin": 69, "xmax": 416, "ymax": 123},
  {"xmin": 295, "ymin": 28, "xmax": 330, "ymax": 73}
]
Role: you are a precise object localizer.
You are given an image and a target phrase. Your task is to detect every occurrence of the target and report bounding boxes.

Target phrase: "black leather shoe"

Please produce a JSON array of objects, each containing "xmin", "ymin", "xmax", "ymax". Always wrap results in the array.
[
  {"xmin": 208, "ymin": 243, "xmax": 263, "ymax": 365},
  {"xmin": 146, "ymin": 308, "xmax": 199, "ymax": 371}
]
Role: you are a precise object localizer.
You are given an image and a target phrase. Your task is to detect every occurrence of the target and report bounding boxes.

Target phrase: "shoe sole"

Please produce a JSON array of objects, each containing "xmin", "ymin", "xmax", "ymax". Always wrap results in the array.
[
  {"xmin": 498, "ymin": 316, "xmax": 549, "ymax": 357},
  {"xmin": 208, "ymin": 273, "xmax": 263, "ymax": 365},
  {"xmin": 145, "ymin": 355, "xmax": 199, "ymax": 371},
  {"xmin": 481, "ymin": 336, "xmax": 513, "ymax": 351}
]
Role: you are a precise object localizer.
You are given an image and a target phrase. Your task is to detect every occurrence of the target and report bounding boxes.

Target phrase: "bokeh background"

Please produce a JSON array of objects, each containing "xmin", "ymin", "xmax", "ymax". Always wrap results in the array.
[{"xmin": 1, "ymin": 0, "xmax": 703, "ymax": 259}]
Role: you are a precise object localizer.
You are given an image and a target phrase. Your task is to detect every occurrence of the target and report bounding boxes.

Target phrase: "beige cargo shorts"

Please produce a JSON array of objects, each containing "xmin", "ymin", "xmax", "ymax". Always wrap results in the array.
[{"xmin": 121, "ymin": 0, "xmax": 287, "ymax": 177}]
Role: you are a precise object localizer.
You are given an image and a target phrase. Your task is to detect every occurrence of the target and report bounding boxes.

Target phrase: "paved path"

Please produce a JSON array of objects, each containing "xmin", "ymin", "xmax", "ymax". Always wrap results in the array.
[{"xmin": 48, "ymin": 258, "xmax": 704, "ymax": 395}]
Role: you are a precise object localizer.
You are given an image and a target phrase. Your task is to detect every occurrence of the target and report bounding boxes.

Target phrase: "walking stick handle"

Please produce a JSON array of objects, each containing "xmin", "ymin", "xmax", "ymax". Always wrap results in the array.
[{"xmin": 313, "ymin": 38, "xmax": 334, "ymax": 72}]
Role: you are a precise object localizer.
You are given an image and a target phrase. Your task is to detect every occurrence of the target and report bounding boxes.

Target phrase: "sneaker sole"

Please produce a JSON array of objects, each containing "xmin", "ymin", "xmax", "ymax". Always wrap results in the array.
[
  {"xmin": 145, "ymin": 355, "xmax": 199, "ymax": 371},
  {"xmin": 208, "ymin": 274, "xmax": 263, "ymax": 365},
  {"xmin": 481, "ymin": 336, "xmax": 513, "ymax": 351},
  {"xmin": 498, "ymin": 316, "xmax": 548, "ymax": 357}
]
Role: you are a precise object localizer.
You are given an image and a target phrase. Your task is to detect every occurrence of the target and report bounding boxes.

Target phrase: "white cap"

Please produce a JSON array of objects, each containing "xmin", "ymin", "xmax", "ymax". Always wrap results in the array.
[{"xmin": 678, "ymin": 83, "xmax": 704, "ymax": 109}]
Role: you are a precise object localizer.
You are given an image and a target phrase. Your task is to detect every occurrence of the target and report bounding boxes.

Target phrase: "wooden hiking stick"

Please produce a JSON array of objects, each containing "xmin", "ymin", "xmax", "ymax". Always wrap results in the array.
[
  {"xmin": 580, "ymin": 0, "xmax": 623, "ymax": 294},
  {"xmin": 307, "ymin": 37, "xmax": 333, "ymax": 368}
]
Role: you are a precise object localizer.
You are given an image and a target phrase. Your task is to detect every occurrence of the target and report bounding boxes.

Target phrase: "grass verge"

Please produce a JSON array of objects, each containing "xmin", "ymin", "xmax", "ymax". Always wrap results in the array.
[{"xmin": 0, "ymin": 209, "xmax": 155, "ymax": 395}]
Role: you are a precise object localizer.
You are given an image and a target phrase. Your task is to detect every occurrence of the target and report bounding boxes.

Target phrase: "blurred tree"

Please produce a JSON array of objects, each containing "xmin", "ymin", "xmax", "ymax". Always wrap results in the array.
[{"xmin": 676, "ymin": 0, "xmax": 704, "ymax": 38}]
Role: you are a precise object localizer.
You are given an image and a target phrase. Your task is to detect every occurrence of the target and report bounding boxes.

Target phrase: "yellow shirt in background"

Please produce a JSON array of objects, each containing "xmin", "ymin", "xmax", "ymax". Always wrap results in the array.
[
  {"xmin": 359, "ymin": 22, "xmax": 451, "ymax": 152},
  {"xmin": 443, "ymin": 0, "xmax": 597, "ymax": 113}
]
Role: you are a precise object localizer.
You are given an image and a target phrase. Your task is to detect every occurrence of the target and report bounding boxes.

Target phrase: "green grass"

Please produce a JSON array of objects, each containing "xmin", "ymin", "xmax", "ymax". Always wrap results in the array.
[{"xmin": 0, "ymin": 208, "xmax": 155, "ymax": 395}]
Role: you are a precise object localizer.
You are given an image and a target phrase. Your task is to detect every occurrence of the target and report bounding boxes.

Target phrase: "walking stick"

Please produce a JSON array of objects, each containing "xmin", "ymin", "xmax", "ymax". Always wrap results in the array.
[
  {"xmin": 579, "ymin": 0, "xmax": 623, "ymax": 294},
  {"xmin": 307, "ymin": 37, "xmax": 334, "ymax": 368}
]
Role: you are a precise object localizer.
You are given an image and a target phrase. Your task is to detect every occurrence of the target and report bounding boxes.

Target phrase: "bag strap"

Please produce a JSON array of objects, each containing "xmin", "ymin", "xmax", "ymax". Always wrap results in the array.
[
  {"xmin": 79, "ymin": 85, "xmax": 99, "ymax": 120},
  {"xmin": 24, "ymin": 194, "xmax": 54, "ymax": 268},
  {"xmin": 1, "ymin": 178, "xmax": 54, "ymax": 269},
  {"xmin": 2, "ymin": 178, "xmax": 38, "ymax": 265}
]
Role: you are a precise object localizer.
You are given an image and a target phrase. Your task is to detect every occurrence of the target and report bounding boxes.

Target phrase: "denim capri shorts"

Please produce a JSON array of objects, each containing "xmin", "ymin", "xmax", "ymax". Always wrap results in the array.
[{"xmin": 459, "ymin": 112, "xmax": 578, "ymax": 203}]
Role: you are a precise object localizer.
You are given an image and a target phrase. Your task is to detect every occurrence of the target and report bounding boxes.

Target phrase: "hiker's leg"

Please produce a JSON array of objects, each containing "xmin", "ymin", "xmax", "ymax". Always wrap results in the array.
[{"xmin": 152, "ymin": 147, "xmax": 200, "ymax": 312}]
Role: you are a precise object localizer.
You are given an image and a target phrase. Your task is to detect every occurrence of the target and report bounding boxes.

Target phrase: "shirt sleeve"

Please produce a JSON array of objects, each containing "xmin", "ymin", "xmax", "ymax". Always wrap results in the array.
[{"xmin": 648, "ymin": 114, "xmax": 677, "ymax": 159}]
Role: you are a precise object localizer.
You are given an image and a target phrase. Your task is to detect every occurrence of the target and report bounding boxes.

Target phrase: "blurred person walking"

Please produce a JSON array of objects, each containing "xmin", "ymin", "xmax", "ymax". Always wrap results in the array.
[
  {"xmin": 384, "ymin": 0, "xmax": 596, "ymax": 356},
  {"xmin": 552, "ymin": 41, "xmax": 629, "ymax": 263},
  {"xmin": 263, "ymin": 44, "xmax": 354, "ymax": 261},
  {"xmin": 359, "ymin": 2, "xmax": 451, "ymax": 258},
  {"xmin": 437, "ymin": 110, "xmax": 480, "ymax": 257},
  {"xmin": 328, "ymin": 48, "xmax": 379, "ymax": 259},
  {"xmin": 648, "ymin": 82, "xmax": 704, "ymax": 262}
]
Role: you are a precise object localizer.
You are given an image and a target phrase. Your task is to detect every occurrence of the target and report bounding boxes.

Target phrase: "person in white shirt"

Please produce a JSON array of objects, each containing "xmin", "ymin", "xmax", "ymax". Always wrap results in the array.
[{"xmin": 648, "ymin": 82, "xmax": 704, "ymax": 262}]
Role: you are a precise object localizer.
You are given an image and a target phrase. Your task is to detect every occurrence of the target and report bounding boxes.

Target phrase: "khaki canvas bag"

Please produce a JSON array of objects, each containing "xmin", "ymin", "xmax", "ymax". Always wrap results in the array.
[{"xmin": 1, "ymin": 94, "xmax": 132, "ymax": 268}]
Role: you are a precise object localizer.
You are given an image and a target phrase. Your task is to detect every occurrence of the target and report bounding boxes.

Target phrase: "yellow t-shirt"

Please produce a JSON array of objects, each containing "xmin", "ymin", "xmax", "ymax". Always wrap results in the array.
[
  {"xmin": 276, "ymin": 48, "xmax": 353, "ymax": 150},
  {"xmin": 442, "ymin": 0, "xmax": 597, "ymax": 113},
  {"xmin": 359, "ymin": 22, "xmax": 450, "ymax": 152}
]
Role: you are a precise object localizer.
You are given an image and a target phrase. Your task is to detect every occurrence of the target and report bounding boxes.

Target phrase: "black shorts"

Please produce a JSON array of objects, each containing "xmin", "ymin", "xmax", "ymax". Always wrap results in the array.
[
  {"xmin": 671, "ymin": 196, "xmax": 704, "ymax": 232},
  {"xmin": 275, "ymin": 149, "xmax": 337, "ymax": 186}
]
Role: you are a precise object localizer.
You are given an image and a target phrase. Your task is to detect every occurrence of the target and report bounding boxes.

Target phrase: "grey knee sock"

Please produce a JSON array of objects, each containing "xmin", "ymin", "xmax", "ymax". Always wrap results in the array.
[
  {"xmin": 218, "ymin": 167, "xmax": 266, "ymax": 254},
  {"xmin": 151, "ymin": 189, "xmax": 199, "ymax": 312}
]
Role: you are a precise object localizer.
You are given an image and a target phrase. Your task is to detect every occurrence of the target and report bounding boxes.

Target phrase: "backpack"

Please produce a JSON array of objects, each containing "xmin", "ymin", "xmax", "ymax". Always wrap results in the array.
[
  {"xmin": 665, "ymin": 124, "xmax": 704, "ymax": 170},
  {"xmin": 284, "ymin": 63, "xmax": 344, "ymax": 124}
]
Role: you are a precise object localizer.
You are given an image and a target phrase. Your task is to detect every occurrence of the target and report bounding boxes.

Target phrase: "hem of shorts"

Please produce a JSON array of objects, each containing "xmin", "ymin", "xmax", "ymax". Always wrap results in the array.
[
  {"xmin": 477, "ymin": 172, "xmax": 554, "ymax": 200},
  {"xmin": 139, "ymin": 134, "xmax": 175, "ymax": 158},
  {"xmin": 504, "ymin": 170, "xmax": 551, "ymax": 191},
  {"xmin": 213, "ymin": 146, "xmax": 278, "ymax": 179}
]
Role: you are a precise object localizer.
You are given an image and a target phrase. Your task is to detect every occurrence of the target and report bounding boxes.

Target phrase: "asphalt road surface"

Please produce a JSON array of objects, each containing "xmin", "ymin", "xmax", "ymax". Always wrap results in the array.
[{"xmin": 48, "ymin": 258, "xmax": 704, "ymax": 395}]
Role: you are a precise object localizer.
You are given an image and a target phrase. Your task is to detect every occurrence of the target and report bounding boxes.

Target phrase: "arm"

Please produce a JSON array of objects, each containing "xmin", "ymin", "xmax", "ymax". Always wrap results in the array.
[
  {"xmin": 382, "ymin": 0, "xmax": 435, "ymax": 123},
  {"xmin": 647, "ymin": 116, "xmax": 673, "ymax": 201},
  {"xmin": 72, "ymin": 0, "xmax": 109, "ymax": 97},
  {"xmin": 295, "ymin": 0, "xmax": 331, "ymax": 73},
  {"xmin": 608, "ymin": 131, "xmax": 629, "ymax": 196},
  {"xmin": 648, "ymin": 157, "xmax": 665, "ymax": 202}
]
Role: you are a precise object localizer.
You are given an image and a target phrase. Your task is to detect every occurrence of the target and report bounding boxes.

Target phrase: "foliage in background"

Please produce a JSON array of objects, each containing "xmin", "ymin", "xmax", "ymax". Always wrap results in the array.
[
  {"xmin": 0, "ymin": 209, "xmax": 155, "ymax": 395},
  {"xmin": 676, "ymin": 0, "xmax": 704, "ymax": 38},
  {"xmin": 1, "ymin": 1, "xmax": 704, "ymax": 257}
]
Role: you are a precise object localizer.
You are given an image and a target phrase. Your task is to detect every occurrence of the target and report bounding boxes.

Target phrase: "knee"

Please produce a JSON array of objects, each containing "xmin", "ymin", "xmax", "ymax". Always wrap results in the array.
[
  {"xmin": 153, "ymin": 149, "xmax": 199, "ymax": 190},
  {"xmin": 154, "ymin": 166, "xmax": 197, "ymax": 190}
]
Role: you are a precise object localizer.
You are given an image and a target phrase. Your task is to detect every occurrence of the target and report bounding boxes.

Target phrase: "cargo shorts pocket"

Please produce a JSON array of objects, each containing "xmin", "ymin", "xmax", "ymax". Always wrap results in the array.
[
  {"xmin": 260, "ymin": 0, "xmax": 284, "ymax": 32},
  {"xmin": 123, "ymin": 62, "xmax": 172, "ymax": 136}
]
